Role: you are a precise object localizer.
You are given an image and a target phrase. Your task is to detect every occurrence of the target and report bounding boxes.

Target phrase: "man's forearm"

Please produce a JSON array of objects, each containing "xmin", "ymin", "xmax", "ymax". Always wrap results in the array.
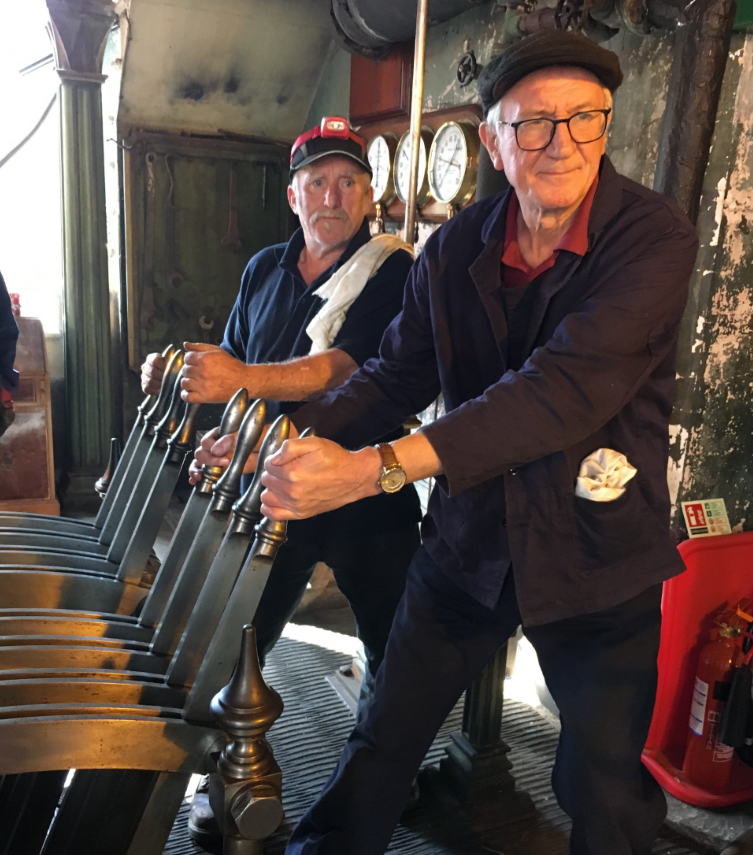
[
  {"xmin": 181, "ymin": 344, "xmax": 358, "ymax": 404},
  {"xmin": 260, "ymin": 431, "xmax": 443, "ymax": 521},
  {"xmin": 243, "ymin": 350, "xmax": 356, "ymax": 401},
  {"xmin": 391, "ymin": 431, "xmax": 443, "ymax": 483}
]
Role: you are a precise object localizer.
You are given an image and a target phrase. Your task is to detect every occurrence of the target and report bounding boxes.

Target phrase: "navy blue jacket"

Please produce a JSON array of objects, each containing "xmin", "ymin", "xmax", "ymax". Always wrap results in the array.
[
  {"xmin": 293, "ymin": 157, "xmax": 699, "ymax": 625},
  {"xmin": 0, "ymin": 271, "xmax": 19, "ymax": 393}
]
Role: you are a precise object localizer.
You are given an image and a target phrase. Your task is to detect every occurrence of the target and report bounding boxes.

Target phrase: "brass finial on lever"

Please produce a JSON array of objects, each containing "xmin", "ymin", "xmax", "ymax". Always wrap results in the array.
[
  {"xmin": 197, "ymin": 388, "xmax": 250, "ymax": 494},
  {"xmin": 211, "ymin": 624, "xmax": 284, "ymax": 850}
]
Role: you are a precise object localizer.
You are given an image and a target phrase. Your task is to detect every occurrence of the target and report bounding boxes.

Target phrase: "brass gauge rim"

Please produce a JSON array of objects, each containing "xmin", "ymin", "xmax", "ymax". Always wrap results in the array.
[
  {"xmin": 427, "ymin": 120, "xmax": 480, "ymax": 208},
  {"xmin": 395, "ymin": 127, "xmax": 435, "ymax": 207},
  {"xmin": 367, "ymin": 131, "xmax": 399, "ymax": 206}
]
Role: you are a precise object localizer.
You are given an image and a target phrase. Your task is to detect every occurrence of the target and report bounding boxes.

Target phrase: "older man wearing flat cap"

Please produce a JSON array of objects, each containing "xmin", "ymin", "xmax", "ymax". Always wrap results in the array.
[{"xmin": 268, "ymin": 32, "xmax": 698, "ymax": 855}]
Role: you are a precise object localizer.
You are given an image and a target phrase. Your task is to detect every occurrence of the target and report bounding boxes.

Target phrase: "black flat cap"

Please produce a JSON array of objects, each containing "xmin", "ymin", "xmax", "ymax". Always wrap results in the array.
[{"xmin": 479, "ymin": 30, "xmax": 623, "ymax": 116}]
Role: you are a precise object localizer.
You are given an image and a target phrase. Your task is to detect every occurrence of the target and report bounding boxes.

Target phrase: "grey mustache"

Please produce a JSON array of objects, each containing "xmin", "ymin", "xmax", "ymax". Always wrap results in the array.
[{"xmin": 311, "ymin": 209, "xmax": 349, "ymax": 222}]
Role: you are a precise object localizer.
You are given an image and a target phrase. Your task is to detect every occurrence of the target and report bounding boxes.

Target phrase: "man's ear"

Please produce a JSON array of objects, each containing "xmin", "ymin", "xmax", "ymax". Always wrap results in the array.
[
  {"xmin": 479, "ymin": 121, "xmax": 505, "ymax": 173},
  {"xmin": 287, "ymin": 183, "xmax": 298, "ymax": 215}
]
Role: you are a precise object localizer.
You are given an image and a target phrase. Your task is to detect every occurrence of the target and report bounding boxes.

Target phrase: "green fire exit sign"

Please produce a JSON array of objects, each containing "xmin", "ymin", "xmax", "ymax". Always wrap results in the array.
[{"xmin": 735, "ymin": 0, "xmax": 753, "ymax": 30}]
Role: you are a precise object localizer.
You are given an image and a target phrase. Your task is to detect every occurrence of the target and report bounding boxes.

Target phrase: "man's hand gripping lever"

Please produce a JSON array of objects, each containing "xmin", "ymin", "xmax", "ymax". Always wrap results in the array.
[
  {"xmin": 260, "ymin": 432, "xmax": 382, "ymax": 521},
  {"xmin": 191, "ymin": 388, "xmax": 250, "ymax": 494}
]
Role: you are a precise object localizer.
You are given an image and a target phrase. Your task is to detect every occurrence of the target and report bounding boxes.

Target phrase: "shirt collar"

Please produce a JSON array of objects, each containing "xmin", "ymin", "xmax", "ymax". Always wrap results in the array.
[
  {"xmin": 504, "ymin": 174, "xmax": 598, "ymax": 258},
  {"xmin": 280, "ymin": 218, "xmax": 372, "ymax": 287},
  {"xmin": 500, "ymin": 172, "xmax": 599, "ymax": 285}
]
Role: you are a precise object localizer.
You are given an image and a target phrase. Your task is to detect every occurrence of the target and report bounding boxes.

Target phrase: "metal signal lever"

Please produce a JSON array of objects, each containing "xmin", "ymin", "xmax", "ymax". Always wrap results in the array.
[
  {"xmin": 150, "ymin": 399, "xmax": 267, "ymax": 658},
  {"xmin": 138, "ymin": 389, "xmax": 251, "ymax": 629},
  {"xmin": 183, "ymin": 424, "xmax": 313, "ymax": 719},
  {"xmin": 166, "ymin": 415, "xmax": 291, "ymax": 687}
]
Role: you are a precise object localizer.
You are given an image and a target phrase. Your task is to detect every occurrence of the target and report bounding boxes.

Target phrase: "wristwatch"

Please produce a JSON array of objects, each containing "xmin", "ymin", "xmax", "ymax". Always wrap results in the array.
[{"xmin": 376, "ymin": 443, "xmax": 407, "ymax": 494}]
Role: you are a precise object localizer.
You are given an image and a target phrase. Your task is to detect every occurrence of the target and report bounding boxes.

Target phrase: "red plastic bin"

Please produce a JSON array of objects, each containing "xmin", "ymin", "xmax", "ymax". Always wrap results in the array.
[{"xmin": 642, "ymin": 530, "xmax": 753, "ymax": 807}]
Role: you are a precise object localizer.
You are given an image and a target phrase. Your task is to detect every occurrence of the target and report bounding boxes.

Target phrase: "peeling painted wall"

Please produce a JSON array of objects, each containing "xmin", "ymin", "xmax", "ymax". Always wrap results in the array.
[
  {"xmin": 603, "ymin": 30, "xmax": 674, "ymax": 187},
  {"xmin": 670, "ymin": 35, "xmax": 753, "ymax": 536},
  {"xmin": 119, "ymin": 0, "xmax": 334, "ymax": 142}
]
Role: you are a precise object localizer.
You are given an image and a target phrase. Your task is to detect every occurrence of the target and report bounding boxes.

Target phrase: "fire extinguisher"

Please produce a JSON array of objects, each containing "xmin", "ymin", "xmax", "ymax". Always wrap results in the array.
[{"xmin": 682, "ymin": 624, "xmax": 741, "ymax": 790}]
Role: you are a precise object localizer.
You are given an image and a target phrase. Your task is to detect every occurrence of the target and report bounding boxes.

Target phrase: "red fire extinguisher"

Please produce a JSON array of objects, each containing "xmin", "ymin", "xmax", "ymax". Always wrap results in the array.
[{"xmin": 682, "ymin": 623, "xmax": 741, "ymax": 790}]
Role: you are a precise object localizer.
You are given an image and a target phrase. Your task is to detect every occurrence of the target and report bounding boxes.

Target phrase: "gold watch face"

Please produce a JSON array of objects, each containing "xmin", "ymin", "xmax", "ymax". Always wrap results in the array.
[{"xmin": 380, "ymin": 467, "xmax": 407, "ymax": 493}]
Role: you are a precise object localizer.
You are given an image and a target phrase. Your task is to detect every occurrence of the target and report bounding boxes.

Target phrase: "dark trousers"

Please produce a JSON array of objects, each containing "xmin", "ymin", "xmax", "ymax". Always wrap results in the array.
[
  {"xmin": 253, "ymin": 525, "xmax": 421, "ymax": 698},
  {"xmin": 285, "ymin": 546, "xmax": 665, "ymax": 855}
]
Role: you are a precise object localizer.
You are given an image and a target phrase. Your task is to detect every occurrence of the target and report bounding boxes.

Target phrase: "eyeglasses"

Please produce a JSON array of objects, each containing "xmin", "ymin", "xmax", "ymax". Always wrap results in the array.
[{"xmin": 497, "ymin": 109, "xmax": 611, "ymax": 152}]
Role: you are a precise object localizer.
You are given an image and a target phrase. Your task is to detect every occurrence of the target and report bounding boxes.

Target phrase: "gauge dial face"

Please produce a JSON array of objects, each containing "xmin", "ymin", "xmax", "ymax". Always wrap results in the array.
[
  {"xmin": 395, "ymin": 132, "xmax": 428, "ymax": 204},
  {"xmin": 429, "ymin": 123, "xmax": 469, "ymax": 204},
  {"xmin": 367, "ymin": 135, "xmax": 394, "ymax": 204}
]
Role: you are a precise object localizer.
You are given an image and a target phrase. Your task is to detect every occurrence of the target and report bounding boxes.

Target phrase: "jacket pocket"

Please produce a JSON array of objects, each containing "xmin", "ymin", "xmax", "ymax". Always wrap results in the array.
[{"xmin": 573, "ymin": 479, "xmax": 664, "ymax": 576}]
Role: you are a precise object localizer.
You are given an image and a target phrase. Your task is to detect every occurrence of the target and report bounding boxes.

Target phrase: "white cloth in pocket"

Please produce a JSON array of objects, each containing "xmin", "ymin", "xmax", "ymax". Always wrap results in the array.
[{"xmin": 575, "ymin": 448, "xmax": 637, "ymax": 502}]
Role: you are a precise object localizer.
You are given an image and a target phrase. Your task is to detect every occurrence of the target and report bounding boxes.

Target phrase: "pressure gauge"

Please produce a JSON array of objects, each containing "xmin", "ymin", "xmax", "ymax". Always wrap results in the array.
[
  {"xmin": 367, "ymin": 133, "xmax": 398, "ymax": 205},
  {"xmin": 395, "ymin": 127, "xmax": 434, "ymax": 207},
  {"xmin": 428, "ymin": 121, "xmax": 480, "ymax": 207}
]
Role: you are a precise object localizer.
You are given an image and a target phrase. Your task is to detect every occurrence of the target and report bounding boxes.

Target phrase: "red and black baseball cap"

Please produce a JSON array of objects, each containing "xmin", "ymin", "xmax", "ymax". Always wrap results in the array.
[{"xmin": 290, "ymin": 117, "xmax": 372, "ymax": 181}]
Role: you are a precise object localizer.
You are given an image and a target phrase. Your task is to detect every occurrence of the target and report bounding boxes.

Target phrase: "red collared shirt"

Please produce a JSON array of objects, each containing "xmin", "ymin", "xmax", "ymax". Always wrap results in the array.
[{"xmin": 501, "ymin": 176, "xmax": 598, "ymax": 288}]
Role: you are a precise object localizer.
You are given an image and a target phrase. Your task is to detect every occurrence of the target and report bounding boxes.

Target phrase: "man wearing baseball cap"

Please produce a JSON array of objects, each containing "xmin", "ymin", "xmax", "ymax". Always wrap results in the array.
[
  {"xmin": 261, "ymin": 32, "xmax": 699, "ymax": 855},
  {"xmin": 140, "ymin": 117, "xmax": 421, "ymax": 849}
]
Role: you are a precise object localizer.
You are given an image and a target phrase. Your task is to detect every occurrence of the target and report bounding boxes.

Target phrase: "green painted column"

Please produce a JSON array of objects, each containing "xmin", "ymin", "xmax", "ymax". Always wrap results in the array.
[
  {"xmin": 436, "ymin": 643, "xmax": 534, "ymax": 828},
  {"xmin": 46, "ymin": 0, "xmax": 116, "ymax": 510}
]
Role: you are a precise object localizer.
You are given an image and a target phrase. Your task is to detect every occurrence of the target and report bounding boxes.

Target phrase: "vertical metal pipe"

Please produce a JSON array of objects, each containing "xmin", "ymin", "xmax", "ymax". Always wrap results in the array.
[
  {"xmin": 652, "ymin": 0, "xmax": 736, "ymax": 223},
  {"xmin": 403, "ymin": 0, "xmax": 430, "ymax": 244}
]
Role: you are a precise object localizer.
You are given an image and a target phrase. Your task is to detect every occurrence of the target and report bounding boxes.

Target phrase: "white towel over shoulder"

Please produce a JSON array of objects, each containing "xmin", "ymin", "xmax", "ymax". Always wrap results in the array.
[{"xmin": 306, "ymin": 233, "xmax": 414, "ymax": 354}]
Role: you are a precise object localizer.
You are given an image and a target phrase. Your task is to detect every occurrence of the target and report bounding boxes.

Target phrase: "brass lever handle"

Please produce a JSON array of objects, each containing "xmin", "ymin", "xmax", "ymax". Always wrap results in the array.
[
  {"xmin": 137, "ymin": 342, "xmax": 177, "ymax": 420},
  {"xmin": 155, "ymin": 351, "xmax": 187, "ymax": 448},
  {"xmin": 211, "ymin": 398, "xmax": 268, "ymax": 514},
  {"xmin": 196, "ymin": 388, "xmax": 250, "ymax": 494},
  {"xmin": 167, "ymin": 402, "xmax": 204, "ymax": 461},
  {"xmin": 228, "ymin": 414, "xmax": 291, "ymax": 536},
  {"xmin": 231, "ymin": 424, "xmax": 315, "ymax": 541},
  {"xmin": 145, "ymin": 348, "xmax": 184, "ymax": 433}
]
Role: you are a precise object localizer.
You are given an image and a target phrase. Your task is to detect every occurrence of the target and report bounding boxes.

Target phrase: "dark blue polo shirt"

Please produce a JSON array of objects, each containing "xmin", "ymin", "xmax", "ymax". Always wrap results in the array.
[{"xmin": 222, "ymin": 218, "xmax": 422, "ymax": 539}]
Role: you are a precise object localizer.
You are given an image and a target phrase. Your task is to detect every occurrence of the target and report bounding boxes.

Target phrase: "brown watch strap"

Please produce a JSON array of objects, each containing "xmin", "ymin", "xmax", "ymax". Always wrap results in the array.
[{"xmin": 376, "ymin": 443, "xmax": 399, "ymax": 470}]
